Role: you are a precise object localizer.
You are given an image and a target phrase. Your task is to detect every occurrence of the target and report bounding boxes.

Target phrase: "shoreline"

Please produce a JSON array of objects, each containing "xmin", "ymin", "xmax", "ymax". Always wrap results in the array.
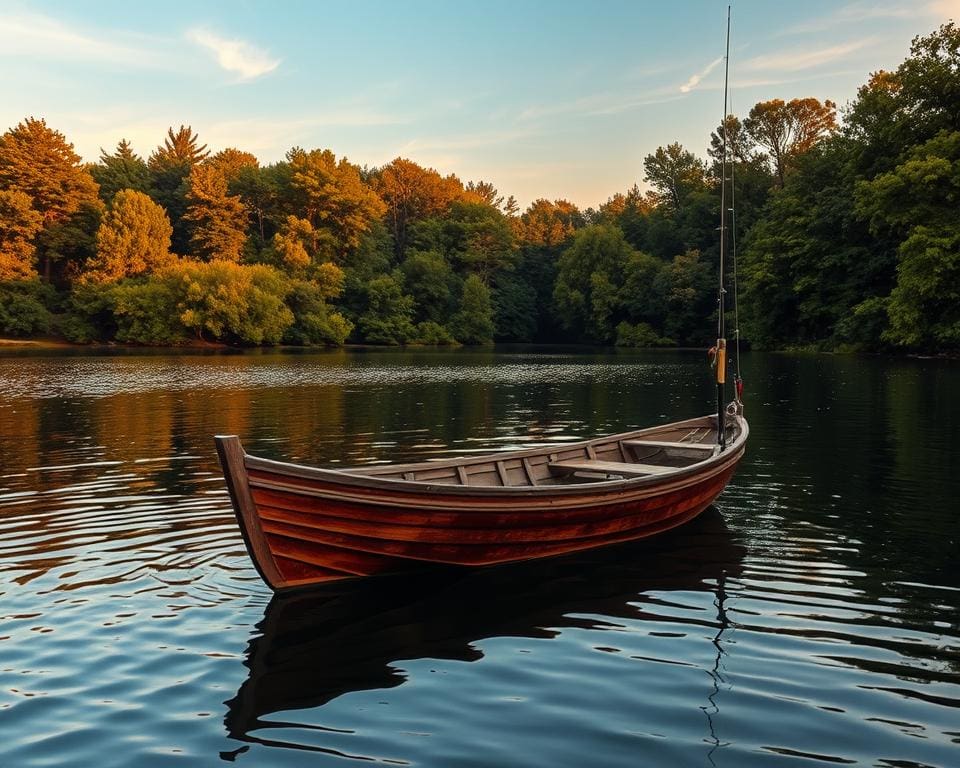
[
  {"xmin": 0, "ymin": 338, "xmax": 74, "ymax": 348},
  {"xmin": 1, "ymin": 337, "xmax": 957, "ymax": 360}
]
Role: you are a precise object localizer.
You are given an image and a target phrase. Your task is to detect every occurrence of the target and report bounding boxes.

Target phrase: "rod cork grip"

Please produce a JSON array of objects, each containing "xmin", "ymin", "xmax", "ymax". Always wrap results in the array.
[{"xmin": 716, "ymin": 339, "xmax": 727, "ymax": 384}]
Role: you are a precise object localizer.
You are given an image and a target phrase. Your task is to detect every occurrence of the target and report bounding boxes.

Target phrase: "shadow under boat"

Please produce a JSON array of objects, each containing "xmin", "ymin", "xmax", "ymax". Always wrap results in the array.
[{"xmin": 224, "ymin": 507, "xmax": 745, "ymax": 749}]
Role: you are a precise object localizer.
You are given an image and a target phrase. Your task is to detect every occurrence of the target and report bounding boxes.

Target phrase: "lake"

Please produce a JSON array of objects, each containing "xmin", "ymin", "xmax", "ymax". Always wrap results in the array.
[{"xmin": 0, "ymin": 347, "xmax": 957, "ymax": 767}]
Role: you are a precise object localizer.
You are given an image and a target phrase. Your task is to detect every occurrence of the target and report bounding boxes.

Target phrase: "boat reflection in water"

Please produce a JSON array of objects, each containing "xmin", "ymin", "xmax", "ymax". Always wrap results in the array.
[{"xmin": 224, "ymin": 508, "xmax": 745, "ymax": 756}]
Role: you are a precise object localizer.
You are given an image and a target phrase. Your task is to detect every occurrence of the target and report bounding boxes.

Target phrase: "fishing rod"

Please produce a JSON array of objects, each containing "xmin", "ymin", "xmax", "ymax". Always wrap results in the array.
[{"xmin": 716, "ymin": 5, "xmax": 731, "ymax": 450}]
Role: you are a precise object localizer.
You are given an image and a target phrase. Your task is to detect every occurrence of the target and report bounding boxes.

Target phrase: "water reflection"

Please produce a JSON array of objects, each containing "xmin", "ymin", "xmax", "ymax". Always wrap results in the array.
[
  {"xmin": 1, "ymin": 348, "xmax": 959, "ymax": 767},
  {"xmin": 225, "ymin": 510, "xmax": 744, "ymax": 755}
]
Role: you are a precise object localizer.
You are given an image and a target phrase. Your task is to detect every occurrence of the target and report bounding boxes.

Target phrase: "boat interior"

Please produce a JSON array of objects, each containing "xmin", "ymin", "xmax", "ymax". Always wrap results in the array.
[{"xmin": 344, "ymin": 415, "xmax": 740, "ymax": 488}]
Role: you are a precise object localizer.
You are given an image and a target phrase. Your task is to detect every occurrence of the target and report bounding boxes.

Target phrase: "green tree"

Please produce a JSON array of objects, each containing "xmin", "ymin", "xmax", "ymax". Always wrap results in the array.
[
  {"xmin": 856, "ymin": 131, "xmax": 960, "ymax": 349},
  {"xmin": 184, "ymin": 164, "xmax": 248, "ymax": 262},
  {"xmin": 0, "ymin": 117, "xmax": 100, "ymax": 280},
  {"xmin": 451, "ymin": 273, "xmax": 495, "ymax": 344},
  {"xmin": 0, "ymin": 280, "xmax": 54, "ymax": 337},
  {"xmin": 642, "ymin": 143, "xmax": 707, "ymax": 212},
  {"xmin": 338, "ymin": 221, "xmax": 394, "ymax": 324},
  {"xmin": 443, "ymin": 201, "xmax": 517, "ymax": 282},
  {"xmin": 598, "ymin": 186, "xmax": 653, "ymax": 250},
  {"xmin": 0, "ymin": 189, "xmax": 43, "ymax": 280},
  {"xmin": 492, "ymin": 271, "xmax": 537, "ymax": 341},
  {"xmin": 553, "ymin": 224, "xmax": 635, "ymax": 343},
  {"xmin": 620, "ymin": 250, "xmax": 667, "ymax": 328},
  {"xmin": 413, "ymin": 320, "xmax": 456, "ymax": 345},
  {"xmin": 843, "ymin": 71, "xmax": 907, "ymax": 178},
  {"xmin": 90, "ymin": 139, "xmax": 150, "ymax": 202},
  {"xmin": 40, "ymin": 202, "xmax": 103, "ymax": 286},
  {"xmin": 111, "ymin": 279, "xmax": 185, "ymax": 344},
  {"xmin": 896, "ymin": 23, "xmax": 960, "ymax": 140},
  {"xmin": 357, "ymin": 273, "xmax": 416, "ymax": 344},
  {"xmin": 166, "ymin": 260, "xmax": 293, "ymax": 344},
  {"xmin": 232, "ymin": 163, "xmax": 288, "ymax": 248},
  {"xmin": 401, "ymin": 250, "xmax": 458, "ymax": 324},
  {"xmin": 513, "ymin": 199, "xmax": 584, "ymax": 341},
  {"xmin": 657, "ymin": 249, "xmax": 714, "ymax": 344},
  {"xmin": 82, "ymin": 189, "xmax": 174, "ymax": 284},
  {"xmin": 615, "ymin": 321, "xmax": 672, "ymax": 347},
  {"xmin": 148, "ymin": 125, "xmax": 209, "ymax": 253},
  {"xmin": 709, "ymin": 115, "xmax": 758, "ymax": 165},
  {"xmin": 283, "ymin": 279, "xmax": 353, "ymax": 346}
]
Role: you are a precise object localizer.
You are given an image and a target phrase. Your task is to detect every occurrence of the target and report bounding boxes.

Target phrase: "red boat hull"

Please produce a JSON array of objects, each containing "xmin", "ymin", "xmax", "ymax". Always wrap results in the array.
[{"xmin": 217, "ymin": 414, "xmax": 747, "ymax": 591}]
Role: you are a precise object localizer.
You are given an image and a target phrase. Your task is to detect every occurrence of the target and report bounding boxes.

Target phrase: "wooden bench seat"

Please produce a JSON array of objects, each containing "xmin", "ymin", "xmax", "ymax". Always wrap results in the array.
[
  {"xmin": 548, "ymin": 459, "xmax": 677, "ymax": 477},
  {"xmin": 621, "ymin": 440, "xmax": 716, "ymax": 453}
]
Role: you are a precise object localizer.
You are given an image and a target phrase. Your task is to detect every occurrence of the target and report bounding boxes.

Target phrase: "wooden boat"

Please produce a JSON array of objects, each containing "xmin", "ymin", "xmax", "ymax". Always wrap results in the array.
[
  {"xmin": 216, "ymin": 10, "xmax": 748, "ymax": 593},
  {"xmin": 215, "ymin": 405, "xmax": 747, "ymax": 591}
]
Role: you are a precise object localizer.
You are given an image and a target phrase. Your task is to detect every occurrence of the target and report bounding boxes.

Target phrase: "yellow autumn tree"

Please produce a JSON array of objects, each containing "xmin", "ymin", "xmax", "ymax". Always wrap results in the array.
[
  {"xmin": 374, "ymin": 157, "xmax": 464, "ymax": 254},
  {"xmin": 288, "ymin": 148, "xmax": 386, "ymax": 261},
  {"xmin": 82, "ymin": 189, "xmax": 174, "ymax": 283},
  {"xmin": 183, "ymin": 164, "xmax": 248, "ymax": 262},
  {"xmin": 0, "ymin": 189, "xmax": 43, "ymax": 280},
  {"xmin": 0, "ymin": 117, "xmax": 100, "ymax": 279}
]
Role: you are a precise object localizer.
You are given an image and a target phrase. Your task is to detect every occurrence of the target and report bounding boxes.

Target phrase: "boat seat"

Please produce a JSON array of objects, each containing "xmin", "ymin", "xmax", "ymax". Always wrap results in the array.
[
  {"xmin": 548, "ymin": 459, "xmax": 676, "ymax": 477},
  {"xmin": 622, "ymin": 440, "xmax": 716, "ymax": 454}
]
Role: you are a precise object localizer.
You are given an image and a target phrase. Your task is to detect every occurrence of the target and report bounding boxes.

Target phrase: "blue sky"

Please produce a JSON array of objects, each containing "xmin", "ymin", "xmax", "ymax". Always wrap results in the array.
[{"xmin": 1, "ymin": 0, "xmax": 957, "ymax": 208}]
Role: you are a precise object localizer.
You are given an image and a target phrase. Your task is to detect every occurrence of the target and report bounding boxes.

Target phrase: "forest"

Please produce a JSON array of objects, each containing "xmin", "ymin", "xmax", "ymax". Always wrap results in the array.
[{"xmin": 0, "ymin": 23, "xmax": 957, "ymax": 353}]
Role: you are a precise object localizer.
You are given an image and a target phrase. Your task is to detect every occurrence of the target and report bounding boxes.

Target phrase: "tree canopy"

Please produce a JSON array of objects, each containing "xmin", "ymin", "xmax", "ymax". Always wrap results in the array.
[{"xmin": 0, "ymin": 22, "xmax": 958, "ymax": 354}]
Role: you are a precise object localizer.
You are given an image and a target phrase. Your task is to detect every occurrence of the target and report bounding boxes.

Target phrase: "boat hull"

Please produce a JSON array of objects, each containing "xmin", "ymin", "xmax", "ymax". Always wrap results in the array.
[{"xmin": 217, "ymin": 413, "xmax": 747, "ymax": 591}]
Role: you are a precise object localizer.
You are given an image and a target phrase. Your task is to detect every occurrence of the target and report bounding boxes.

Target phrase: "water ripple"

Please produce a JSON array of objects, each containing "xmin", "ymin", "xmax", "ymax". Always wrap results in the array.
[{"xmin": 0, "ymin": 349, "xmax": 958, "ymax": 767}]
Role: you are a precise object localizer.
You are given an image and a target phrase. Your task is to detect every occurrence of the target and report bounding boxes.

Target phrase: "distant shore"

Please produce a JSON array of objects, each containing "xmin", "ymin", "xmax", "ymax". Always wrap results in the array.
[{"xmin": 0, "ymin": 338, "xmax": 73, "ymax": 348}]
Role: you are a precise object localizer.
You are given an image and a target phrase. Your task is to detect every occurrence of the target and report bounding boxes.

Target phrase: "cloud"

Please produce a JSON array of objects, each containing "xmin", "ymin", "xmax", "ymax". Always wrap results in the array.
[
  {"xmin": 782, "ymin": 1, "xmax": 959, "ymax": 35},
  {"xmin": 0, "ymin": 11, "xmax": 165, "ymax": 67},
  {"xmin": 187, "ymin": 29, "xmax": 279, "ymax": 81},
  {"xmin": 680, "ymin": 57, "xmax": 724, "ymax": 93},
  {"xmin": 519, "ymin": 85, "xmax": 684, "ymax": 122},
  {"xmin": 743, "ymin": 40, "xmax": 872, "ymax": 73},
  {"xmin": 781, "ymin": 3, "xmax": 913, "ymax": 35}
]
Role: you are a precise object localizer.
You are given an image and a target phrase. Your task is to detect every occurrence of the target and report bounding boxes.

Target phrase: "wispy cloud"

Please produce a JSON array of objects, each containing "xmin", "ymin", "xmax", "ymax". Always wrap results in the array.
[
  {"xmin": 744, "ymin": 40, "xmax": 873, "ymax": 73},
  {"xmin": 680, "ymin": 57, "xmax": 723, "ymax": 93},
  {"xmin": 0, "ymin": 11, "xmax": 166, "ymax": 67},
  {"xmin": 780, "ymin": 1, "xmax": 958, "ymax": 36},
  {"xmin": 187, "ymin": 29, "xmax": 280, "ymax": 81},
  {"xmin": 781, "ymin": 3, "xmax": 912, "ymax": 35},
  {"xmin": 519, "ymin": 85, "xmax": 684, "ymax": 123}
]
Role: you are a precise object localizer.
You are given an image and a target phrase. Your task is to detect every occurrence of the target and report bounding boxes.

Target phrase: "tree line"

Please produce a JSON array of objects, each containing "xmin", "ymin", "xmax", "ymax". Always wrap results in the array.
[{"xmin": 0, "ymin": 23, "xmax": 957, "ymax": 352}]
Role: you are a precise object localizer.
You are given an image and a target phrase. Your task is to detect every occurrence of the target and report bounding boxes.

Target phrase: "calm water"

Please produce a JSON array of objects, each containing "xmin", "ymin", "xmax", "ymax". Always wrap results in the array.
[{"xmin": 0, "ymin": 347, "xmax": 958, "ymax": 767}]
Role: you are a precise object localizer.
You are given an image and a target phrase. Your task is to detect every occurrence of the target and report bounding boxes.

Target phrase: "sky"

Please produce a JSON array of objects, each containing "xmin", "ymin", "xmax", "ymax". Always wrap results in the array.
[{"xmin": 1, "ymin": 0, "xmax": 958, "ymax": 209}]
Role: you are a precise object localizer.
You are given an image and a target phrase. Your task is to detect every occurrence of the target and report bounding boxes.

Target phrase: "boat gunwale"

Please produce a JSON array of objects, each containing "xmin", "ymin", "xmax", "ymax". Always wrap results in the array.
[{"xmin": 229, "ymin": 413, "xmax": 749, "ymax": 499}]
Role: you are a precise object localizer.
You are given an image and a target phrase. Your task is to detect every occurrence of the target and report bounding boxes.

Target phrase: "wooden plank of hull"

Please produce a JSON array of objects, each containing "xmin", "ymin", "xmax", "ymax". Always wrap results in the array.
[
  {"xmin": 248, "ymin": 467, "xmax": 733, "ymax": 542},
  {"xmin": 215, "ymin": 412, "xmax": 747, "ymax": 591},
  {"xmin": 253, "ymin": 461, "xmax": 736, "ymax": 589},
  {"xmin": 262, "ymin": 491, "xmax": 720, "ymax": 588},
  {"xmin": 259, "ymin": 477, "xmax": 728, "ymax": 561}
]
